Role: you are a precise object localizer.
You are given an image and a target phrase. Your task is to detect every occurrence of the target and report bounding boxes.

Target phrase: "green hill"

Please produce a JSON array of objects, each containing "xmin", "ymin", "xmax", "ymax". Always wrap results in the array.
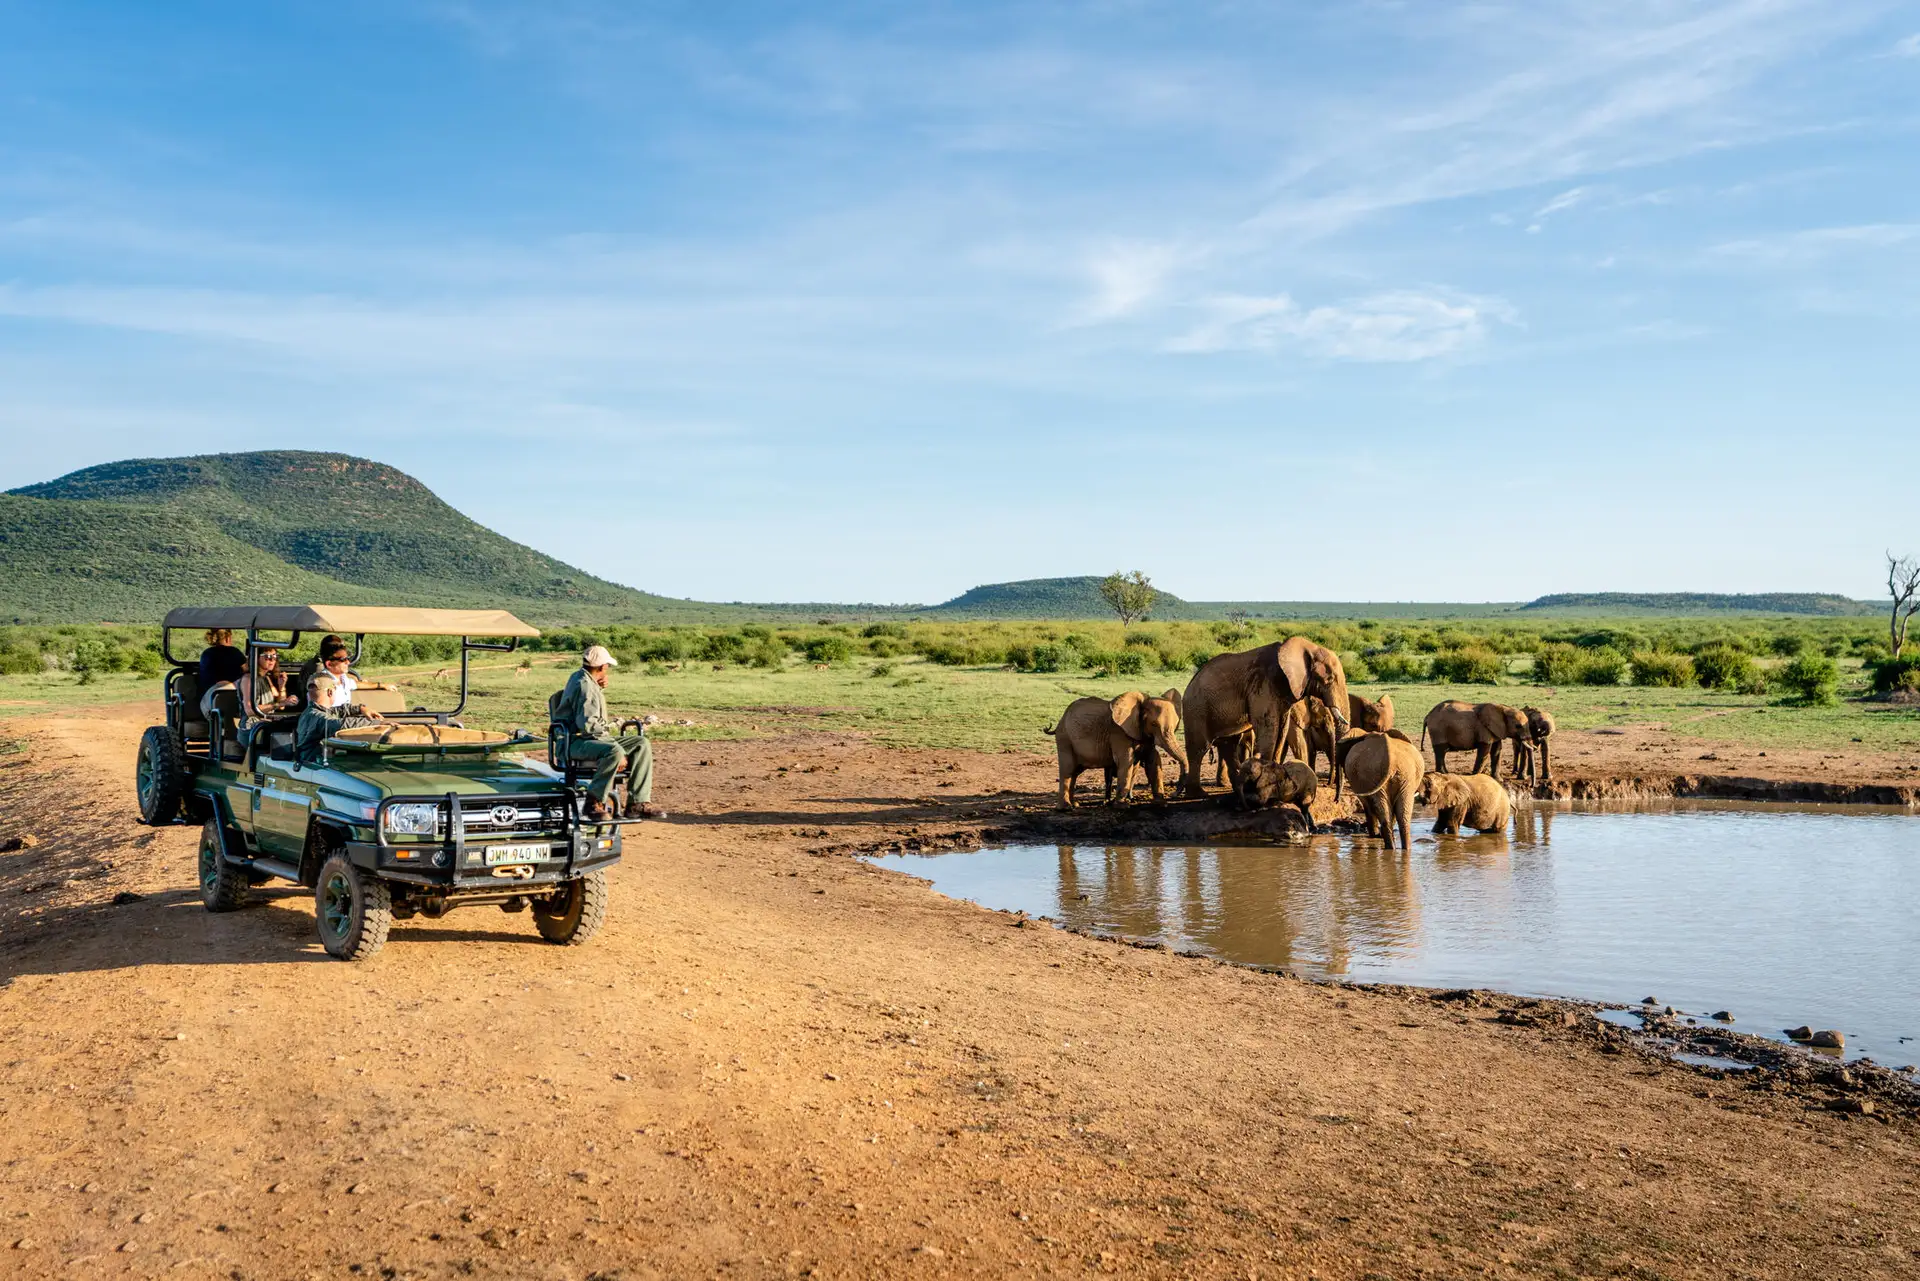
[
  {"xmin": 926, "ymin": 577, "xmax": 1191, "ymax": 619},
  {"xmin": 1, "ymin": 451, "xmax": 716, "ymax": 624}
]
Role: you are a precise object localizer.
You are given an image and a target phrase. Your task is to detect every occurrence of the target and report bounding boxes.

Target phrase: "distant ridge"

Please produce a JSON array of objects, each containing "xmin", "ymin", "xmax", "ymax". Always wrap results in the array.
[
  {"xmin": 927, "ymin": 577, "xmax": 1191, "ymax": 619},
  {"xmin": 1521, "ymin": 592, "xmax": 1871, "ymax": 616}
]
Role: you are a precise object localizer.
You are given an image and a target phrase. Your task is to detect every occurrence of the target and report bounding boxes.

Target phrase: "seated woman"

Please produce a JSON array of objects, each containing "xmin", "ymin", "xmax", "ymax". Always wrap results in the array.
[
  {"xmin": 294, "ymin": 674, "xmax": 384, "ymax": 766},
  {"xmin": 240, "ymin": 648, "xmax": 297, "ymax": 719},
  {"xmin": 197, "ymin": 628, "xmax": 248, "ymax": 721}
]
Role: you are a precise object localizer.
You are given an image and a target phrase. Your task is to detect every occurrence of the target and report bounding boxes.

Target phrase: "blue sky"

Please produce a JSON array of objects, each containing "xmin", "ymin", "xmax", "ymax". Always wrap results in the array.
[{"xmin": 2, "ymin": 1, "xmax": 1917, "ymax": 604}]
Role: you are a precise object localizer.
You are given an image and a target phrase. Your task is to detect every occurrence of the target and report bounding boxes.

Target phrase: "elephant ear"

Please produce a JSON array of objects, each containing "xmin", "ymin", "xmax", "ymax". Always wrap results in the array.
[
  {"xmin": 1273, "ymin": 638, "xmax": 1310, "ymax": 702},
  {"xmin": 1162, "ymin": 688, "xmax": 1184, "ymax": 724},
  {"xmin": 1109, "ymin": 691, "xmax": 1148, "ymax": 740}
]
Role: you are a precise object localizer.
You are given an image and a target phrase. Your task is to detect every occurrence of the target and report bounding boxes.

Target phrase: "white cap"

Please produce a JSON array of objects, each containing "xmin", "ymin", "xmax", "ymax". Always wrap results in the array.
[{"xmin": 583, "ymin": 645, "xmax": 619, "ymax": 669}]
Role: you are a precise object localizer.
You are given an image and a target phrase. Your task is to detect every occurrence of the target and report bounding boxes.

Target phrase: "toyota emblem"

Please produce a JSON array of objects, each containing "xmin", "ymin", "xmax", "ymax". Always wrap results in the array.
[{"xmin": 490, "ymin": 804, "xmax": 518, "ymax": 827}]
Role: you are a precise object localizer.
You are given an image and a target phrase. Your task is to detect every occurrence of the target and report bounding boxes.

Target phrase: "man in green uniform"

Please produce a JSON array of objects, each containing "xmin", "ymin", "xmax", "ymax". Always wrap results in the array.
[
  {"xmin": 293, "ymin": 675, "xmax": 383, "ymax": 767},
  {"xmin": 554, "ymin": 645, "xmax": 665, "ymax": 821}
]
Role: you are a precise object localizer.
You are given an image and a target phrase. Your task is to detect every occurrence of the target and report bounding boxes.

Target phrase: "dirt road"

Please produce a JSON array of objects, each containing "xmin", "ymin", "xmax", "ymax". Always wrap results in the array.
[{"xmin": 2, "ymin": 704, "xmax": 1916, "ymax": 1279}]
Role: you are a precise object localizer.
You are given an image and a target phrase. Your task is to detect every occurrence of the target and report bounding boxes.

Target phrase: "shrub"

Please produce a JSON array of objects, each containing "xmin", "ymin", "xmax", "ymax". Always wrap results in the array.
[
  {"xmin": 1123, "ymin": 632, "xmax": 1158, "ymax": 649},
  {"xmin": 1083, "ymin": 649, "xmax": 1147, "ymax": 677},
  {"xmin": 923, "ymin": 643, "xmax": 971, "ymax": 666},
  {"xmin": 866, "ymin": 636, "xmax": 908, "ymax": 657},
  {"xmin": 129, "ymin": 647, "xmax": 164, "ymax": 678},
  {"xmin": 645, "ymin": 660, "xmax": 669, "ymax": 676},
  {"xmin": 1156, "ymin": 648, "xmax": 1187, "ymax": 673},
  {"xmin": 1529, "ymin": 642, "xmax": 1579, "ymax": 684},
  {"xmin": 1008, "ymin": 643, "xmax": 1069, "ymax": 674},
  {"xmin": 746, "ymin": 636, "xmax": 787, "ymax": 669},
  {"xmin": 1574, "ymin": 647, "xmax": 1629, "ymax": 686},
  {"xmin": 637, "ymin": 634, "xmax": 688, "ymax": 662},
  {"xmin": 740, "ymin": 624, "xmax": 773, "ymax": 640},
  {"xmin": 862, "ymin": 622, "xmax": 908, "ymax": 639},
  {"xmin": 1368, "ymin": 651, "xmax": 1428, "ymax": 683},
  {"xmin": 1869, "ymin": 655, "xmax": 1920, "ymax": 694},
  {"xmin": 1769, "ymin": 634, "xmax": 1807, "ymax": 657},
  {"xmin": 1339, "ymin": 652, "xmax": 1374, "ymax": 684},
  {"xmin": 869, "ymin": 662, "xmax": 895, "ymax": 679},
  {"xmin": 1692, "ymin": 645, "xmax": 1758, "ymax": 691},
  {"xmin": 0, "ymin": 644, "xmax": 42, "ymax": 676},
  {"xmin": 1429, "ymin": 646, "xmax": 1504, "ymax": 684},
  {"xmin": 1187, "ymin": 646, "xmax": 1218, "ymax": 672},
  {"xmin": 1777, "ymin": 653, "xmax": 1838, "ymax": 705},
  {"xmin": 1629, "ymin": 650, "xmax": 1695, "ymax": 688},
  {"xmin": 1061, "ymin": 633, "xmax": 1097, "ymax": 656},
  {"xmin": 699, "ymin": 632, "xmax": 749, "ymax": 663},
  {"xmin": 802, "ymin": 636, "xmax": 853, "ymax": 664}
]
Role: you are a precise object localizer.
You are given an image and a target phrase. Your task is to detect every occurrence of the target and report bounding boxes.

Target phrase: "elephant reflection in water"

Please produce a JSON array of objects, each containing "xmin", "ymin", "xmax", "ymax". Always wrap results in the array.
[
  {"xmin": 1511, "ymin": 804, "xmax": 1555, "ymax": 845},
  {"xmin": 1056, "ymin": 840, "xmax": 1421, "ymax": 976}
]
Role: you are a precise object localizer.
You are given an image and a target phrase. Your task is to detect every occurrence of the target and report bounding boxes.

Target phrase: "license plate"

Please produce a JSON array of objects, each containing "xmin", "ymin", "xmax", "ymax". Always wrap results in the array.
[{"xmin": 484, "ymin": 843, "xmax": 547, "ymax": 866}]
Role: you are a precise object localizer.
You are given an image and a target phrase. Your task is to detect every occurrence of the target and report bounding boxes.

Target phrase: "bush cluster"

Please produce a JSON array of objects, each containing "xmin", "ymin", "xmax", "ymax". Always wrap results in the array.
[
  {"xmin": 1429, "ymin": 646, "xmax": 1504, "ymax": 684},
  {"xmin": 1869, "ymin": 655, "xmax": 1920, "ymax": 694},
  {"xmin": 1629, "ymin": 650, "xmax": 1695, "ymax": 688},
  {"xmin": 1776, "ymin": 653, "xmax": 1838, "ymax": 705}
]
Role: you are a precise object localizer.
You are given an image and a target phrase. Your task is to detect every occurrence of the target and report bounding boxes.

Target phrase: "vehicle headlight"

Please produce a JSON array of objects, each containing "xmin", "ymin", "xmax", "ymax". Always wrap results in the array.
[{"xmin": 384, "ymin": 803, "xmax": 443, "ymax": 836}]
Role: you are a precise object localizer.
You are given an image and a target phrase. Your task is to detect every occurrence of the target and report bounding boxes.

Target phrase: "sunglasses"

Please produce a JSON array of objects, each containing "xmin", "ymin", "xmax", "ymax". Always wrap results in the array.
[{"xmin": 324, "ymin": 656, "xmax": 350, "ymax": 666}]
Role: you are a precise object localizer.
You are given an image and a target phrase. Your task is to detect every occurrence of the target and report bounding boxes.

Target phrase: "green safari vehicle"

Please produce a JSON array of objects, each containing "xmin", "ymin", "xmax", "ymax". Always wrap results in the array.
[{"xmin": 135, "ymin": 605, "xmax": 626, "ymax": 959}]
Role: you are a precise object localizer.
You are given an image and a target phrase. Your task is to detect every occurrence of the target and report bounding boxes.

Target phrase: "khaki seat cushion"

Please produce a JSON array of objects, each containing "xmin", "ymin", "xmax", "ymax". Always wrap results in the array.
[
  {"xmin": 182, "ymin": 720, "xmax": 210, "ymax": 741},
  {"xmin": 331, "ymin": 724, "xmax": 510, "ymax": 747},
  {"xmin": 354, "ymin": 686, "xmax": 408, "ymax": 714}
]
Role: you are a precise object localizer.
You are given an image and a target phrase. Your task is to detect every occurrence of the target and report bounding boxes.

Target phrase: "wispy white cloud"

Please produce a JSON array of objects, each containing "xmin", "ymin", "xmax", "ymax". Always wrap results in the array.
[
  {"xmin": 1166, "ymin": 290, "xmax": 1514, "ymax": 363},
  {"xmin": 1710, "ymin": 222, "xmax": 1920, "ymax": 262},
  {"xmin": 1890, "ymin": 32, "xmax": 1920, "ymax": 57}
]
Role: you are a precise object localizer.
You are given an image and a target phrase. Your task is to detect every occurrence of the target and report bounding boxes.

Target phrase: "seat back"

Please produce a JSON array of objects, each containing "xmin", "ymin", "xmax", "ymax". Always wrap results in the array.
[
  {"xmin": 546, "ymin": 689, "xmax": 577, "ymax": 783},
  {"xmin": 206, "ymin": 686, "xmax": 245, "ymax": 761},
  {"xmin": 355, "ymin": 685, "xmax": 407, "ymax": 714},
  {"xmin": 171, "ymin": 669, "xmax": 208, "ymax": 743}
]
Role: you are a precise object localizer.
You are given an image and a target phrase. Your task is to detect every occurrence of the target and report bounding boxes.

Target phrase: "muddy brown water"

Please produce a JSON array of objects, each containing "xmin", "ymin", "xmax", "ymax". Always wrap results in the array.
[{"xmin": 869, "ymin": 801, "xmax": 1920, "ymax": 1064}]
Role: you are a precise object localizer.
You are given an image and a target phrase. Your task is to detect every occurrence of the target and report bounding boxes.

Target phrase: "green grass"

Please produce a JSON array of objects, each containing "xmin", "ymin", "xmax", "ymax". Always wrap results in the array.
[{"xmin": 6, "ymin": 612, "xmax": 1917, "ymax": 759}]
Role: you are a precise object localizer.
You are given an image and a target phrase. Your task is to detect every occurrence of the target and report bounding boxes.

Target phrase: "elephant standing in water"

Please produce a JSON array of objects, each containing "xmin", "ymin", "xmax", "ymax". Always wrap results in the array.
[
  {"xmin": 1180, "ymin": 638, "xmax": 1350, "ymax": 797},
  {"xmin": 1046, "ymin": 689, "xmax": 1189, "ymax": 807},
  {"xmin": 1340, "ymin": 730, "xmax": 1424, "ymax": 852},
  {"xmin": 1420, "ymin": 700, "xmax": 1530, "ymax": 776}
]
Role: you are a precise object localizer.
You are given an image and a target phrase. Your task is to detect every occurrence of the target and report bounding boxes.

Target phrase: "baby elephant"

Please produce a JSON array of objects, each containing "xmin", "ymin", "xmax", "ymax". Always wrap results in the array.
[
  {"xmin": 1421, "ymin": 771, "xmax": 1512, "ymax": 835},
  {"xmin": 1339, "ymin": 729, "xmax": 1424, "ymax": 852},
  {"xmin": 1235, "ymin": 759, "xmax": 1318, "ymax": 827}
]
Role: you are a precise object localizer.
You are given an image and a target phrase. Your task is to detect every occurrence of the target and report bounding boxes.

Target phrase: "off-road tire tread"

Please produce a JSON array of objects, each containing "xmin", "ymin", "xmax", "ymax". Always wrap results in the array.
[
  {"xmin": 533, "ymin": 871, "xmax": 608, "ymax": 946},
  {"xmin": 137, "ymin": 726, "xmax": 188, "ymax": 826},
  {"xmin": 315, "ymin": 853, "xmax": 391, "ymax": 961},
  {"xmin": 199, "ymin": 819, "xmax": 251, "ymax": 912}
]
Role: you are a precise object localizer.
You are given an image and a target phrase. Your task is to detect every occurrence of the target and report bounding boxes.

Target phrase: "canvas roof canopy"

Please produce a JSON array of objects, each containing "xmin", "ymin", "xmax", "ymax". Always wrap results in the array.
[{"xmin": 161, "ymin": 605, "xmax": 540, "ymax": 638}]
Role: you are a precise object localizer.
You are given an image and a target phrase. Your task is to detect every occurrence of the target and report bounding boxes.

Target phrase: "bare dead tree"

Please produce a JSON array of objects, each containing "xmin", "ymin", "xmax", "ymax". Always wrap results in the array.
[{"xmin": 1888, "ymin": 552, "xmax": 1920, "ymax": 659}]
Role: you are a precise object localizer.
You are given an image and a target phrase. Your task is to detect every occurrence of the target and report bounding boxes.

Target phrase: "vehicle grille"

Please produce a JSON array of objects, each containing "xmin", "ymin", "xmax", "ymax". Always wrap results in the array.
[{"xmin": 454, "ymin": 796, "xmax": 570, "ymax": 838}]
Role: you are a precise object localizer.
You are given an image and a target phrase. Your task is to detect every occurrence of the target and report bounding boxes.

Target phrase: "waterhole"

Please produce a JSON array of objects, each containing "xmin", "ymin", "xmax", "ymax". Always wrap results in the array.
[{"xmin": 867, "ymin": 801, "xmax": 1920, "ymax": 1062}]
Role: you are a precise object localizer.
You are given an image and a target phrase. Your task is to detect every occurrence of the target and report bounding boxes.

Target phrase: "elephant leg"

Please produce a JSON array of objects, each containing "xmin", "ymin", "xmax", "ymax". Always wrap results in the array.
[
  {"xmin": 1182, "ymin": 722, "xmax": 1210, "ymax": 797},
  {"xmin": 1487, "ymin": 739, "xmax": 1503, "ymax": 777},
  {"xmin": 1471, "ymin": 744, "xmax": 1489, "ymax": 775},
  {"xmin": 1540, "ymin": 739, "xmax": 1551, "ymax": 782},
  {"xmin": 1142, "ymin": 749, "xmax": 1163, "ymax": 804},
  {"xmin": 1393, "ymin": 785, "xmax": 1413, "ymax": 852},
  {"xmin": 1432, "ymin": 747, "xmax": 1447, "ymax": 774}
]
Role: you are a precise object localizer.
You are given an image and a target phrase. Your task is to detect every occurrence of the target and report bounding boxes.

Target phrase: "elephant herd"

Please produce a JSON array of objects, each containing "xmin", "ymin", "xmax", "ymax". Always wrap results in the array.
[{"xmin": 1044, "ymin": 637, "xmax": 1559, "ymax": 851}]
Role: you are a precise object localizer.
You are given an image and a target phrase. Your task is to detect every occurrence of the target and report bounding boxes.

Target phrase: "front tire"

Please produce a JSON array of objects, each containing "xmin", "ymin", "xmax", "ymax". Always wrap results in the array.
[
  {"xmin": 198, "ymin": 819, "xmax": 250, "ymax": 912},
  {"xmin": 314, "ymin": 853, "xmax": 391, "ymax": 960},
  {"xmin": 532, "ymin": 872, "xmax": 608, "ymax": 945},
  {"xmin": 136, "ymin": 726, "xmax": 187, "ymax": 826}
]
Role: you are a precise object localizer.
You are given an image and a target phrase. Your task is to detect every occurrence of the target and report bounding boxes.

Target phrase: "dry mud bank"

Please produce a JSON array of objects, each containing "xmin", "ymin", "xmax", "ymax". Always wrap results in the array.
[{"xmin": 1, "ymin": 705, "xmax": 1917, "ymax": 1280}]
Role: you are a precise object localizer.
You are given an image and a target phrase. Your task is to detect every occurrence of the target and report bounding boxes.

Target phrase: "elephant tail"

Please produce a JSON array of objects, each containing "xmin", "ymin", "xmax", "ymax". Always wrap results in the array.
[
  {"xmin": 1043, "ymin": 722, "xmax": 1059, "ymax": 736},
  {"xmin": 1418, "ymin": 722, "xmax": 1427, "ymax": 753}
]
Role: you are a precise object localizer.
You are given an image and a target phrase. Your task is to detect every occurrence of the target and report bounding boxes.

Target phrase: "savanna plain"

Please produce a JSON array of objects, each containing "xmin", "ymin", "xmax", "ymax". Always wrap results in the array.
[{"xmin": 3, "ymin": 615, "xmax": 1919, "ymax": 1279}]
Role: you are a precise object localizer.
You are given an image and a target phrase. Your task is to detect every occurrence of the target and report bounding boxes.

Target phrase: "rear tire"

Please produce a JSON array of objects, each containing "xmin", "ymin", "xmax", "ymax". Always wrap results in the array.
[
  {"xmin": 198, "ymin": 818, "xmax": 250, "ymax": 912},
  {"xmin": 136, "ymin": 726, "xmax": 187, "ymax": 826},
  {"xmin": 314, "ymin": 853, "xmax": 391, "ymax": 960},
  {"xmin": 533, "ymin": 872, "xmax": 607, "ymax": 945}
]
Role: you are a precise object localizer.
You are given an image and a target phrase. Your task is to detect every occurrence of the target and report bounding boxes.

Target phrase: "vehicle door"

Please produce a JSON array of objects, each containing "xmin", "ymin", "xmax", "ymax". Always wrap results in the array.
[{"xmin": 253, "ymin": 758, "xmax": 315, "ymax": 857}]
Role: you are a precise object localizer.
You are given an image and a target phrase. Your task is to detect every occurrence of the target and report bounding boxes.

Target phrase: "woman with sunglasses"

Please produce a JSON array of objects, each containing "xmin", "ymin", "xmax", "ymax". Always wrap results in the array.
[{"xmin": 242, "ymin": 647, "xmax": 296, "ymax": 717}]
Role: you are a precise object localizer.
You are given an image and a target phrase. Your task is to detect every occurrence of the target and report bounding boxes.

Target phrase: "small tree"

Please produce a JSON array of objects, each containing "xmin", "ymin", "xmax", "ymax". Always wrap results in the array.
[
  {"xmin": 1099, "ymin": 571, "xmax": 1158, "ymax": 625},
  {"xmin": 1888, "ymin": 552, "xmax": 1920, "ymax": 659}
]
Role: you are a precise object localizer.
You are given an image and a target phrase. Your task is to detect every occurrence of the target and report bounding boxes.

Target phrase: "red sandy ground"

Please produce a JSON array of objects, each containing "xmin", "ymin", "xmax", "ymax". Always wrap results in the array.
[{"xmin": 0, "ymin": 703, "xmax": 1915, "ymax": 1279}]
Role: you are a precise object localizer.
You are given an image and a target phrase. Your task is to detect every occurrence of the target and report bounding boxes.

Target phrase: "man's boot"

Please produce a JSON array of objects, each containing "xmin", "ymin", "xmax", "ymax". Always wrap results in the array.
[
  {"xmin": 583, "ymin": 796, "xmax": 612, "ymax": 821},
  {"xmin": 623, "ymin": 798, "xmax": 668, "ymax": 820}
]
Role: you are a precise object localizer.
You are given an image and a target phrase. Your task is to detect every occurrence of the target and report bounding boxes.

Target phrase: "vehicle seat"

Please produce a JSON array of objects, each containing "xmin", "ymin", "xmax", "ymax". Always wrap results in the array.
[
  {"xmin": 354, "ymin": 686, "xmax": 407, "ymax": 714},
  {"xmin": 205, "ymin": 686, "xmax": 245, "ymax": 762},
  {"xmin": 174, "ymin": 670, "xmax": 209, "ymax": 744}
]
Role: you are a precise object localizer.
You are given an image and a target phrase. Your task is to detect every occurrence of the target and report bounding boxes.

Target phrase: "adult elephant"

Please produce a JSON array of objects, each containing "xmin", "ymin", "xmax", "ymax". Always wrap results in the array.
[
  {"xmin": 1420, "ymin": 700, "xmax": 1530, "ymax": 776},
  {"xmin": 1046, "ymin": 688, "xmax": 1189, "ymax": 806},
  {"xmin": 1180, "ymin": 638, "xmax": 1349, "ymax": 797}
]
